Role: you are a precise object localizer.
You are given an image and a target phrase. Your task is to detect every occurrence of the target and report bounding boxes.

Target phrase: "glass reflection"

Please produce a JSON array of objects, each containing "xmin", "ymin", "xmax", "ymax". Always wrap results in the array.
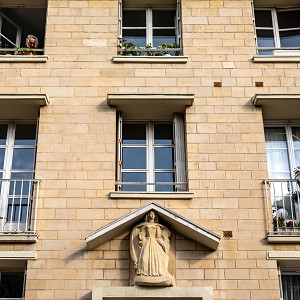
[
  {"xmin": 122, "ymin": 172, "xmax": 147, "ymax": 191},
  {"xmin": 12, "ymin": 149, "xmax": 35, "ymax": 170},
  {"xmin": 9, "ymin": 173, "xmax": 33, "ymax": 195},
  {"xmin": 256, "ymin": 30, "xmax": 275, "ymax": 48},
  {"xmin": 155, "ymin": 172, "xmax": 175, "ymax": 191},
  {"xmin": 122, "ymin": 148, "xmax": 146, "ymax": 169},
  {"xmin": 7, "ymin": 198, "xmax": 29, "ymax": 222},
  {"xmin": 0, "ymin": 149, "xmax": 5, "ymax": 169},
  {"xmin": 280, "ymin": 30, "xmax": 300, "ymax": 47},
  {"xmin": 154, "ymin": 148, "xmax": 174, "ymax": 169}
]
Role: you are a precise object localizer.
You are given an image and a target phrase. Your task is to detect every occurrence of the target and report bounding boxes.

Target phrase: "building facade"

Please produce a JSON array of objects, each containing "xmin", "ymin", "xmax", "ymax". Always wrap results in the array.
[{"xmin": 0, "ymin": 0, "xmax": 300, "ymax": 299}]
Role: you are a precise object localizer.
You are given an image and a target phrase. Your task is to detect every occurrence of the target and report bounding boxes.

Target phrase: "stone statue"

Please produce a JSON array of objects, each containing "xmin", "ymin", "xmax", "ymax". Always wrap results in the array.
[{"xmin": 130, "ymin": 210, "xmax": 174, "ymax": 286}]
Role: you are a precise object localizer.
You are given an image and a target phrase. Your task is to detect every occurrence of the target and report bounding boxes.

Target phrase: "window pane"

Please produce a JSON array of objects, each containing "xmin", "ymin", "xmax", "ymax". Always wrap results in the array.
[
  {"xmin": 123, "ymin": 10, "xmax": 146, "ymax": 27},
  {"xmin": 154, "ymin": 124, "xmax": 173, "ymax": 145},
  {"xmin": 12, "ymin": 149, "xmax": 35, "ymax": 170},
  {"xmin": 122, "ymin": 172, "xmax": 147, "ymax": 191},
  {"xmin": 123, "ymin": 124, "xmax": 146, "ymax": 144},
  {"xmin": 153, "ymin": 10, "xmax": 175, "ymax": 27},
  {"xmin": 153, "ymin": 30, "xmax": 176, "ymax": 47},
  {"xmin": 0, "ymin": 271, "xmax": 24, "ymax": 298},
  {"xmin": 282, "ymin": 274, "xmax": 300, "ymax": 300},
  {"xmin": 277, "ymin": 10, "xmax": 300, "ymax": 29},
  {"xmin": 0, "ymin": 149, "xmax": 5, "ymax": 169},
  {"xmin": 254, "ymin": 10, "xmax": 273, "ymax": 27},
  {"xmin": 155, "ymin": 172, "xmax": 174, "ymax": 192},
  {"xmin": 15, "ymin": 124, "xmax": 36, "ymax": 145},
  {"xmin": 0, "ymin": 124, "xmax": 7, "ymax": 145},
  {"xmin": 7, "ymin": 198, "xmax": 29, "ymax": 222},
  {"xmin": 256, "ymin": 30, "xmax": 275, "ymax": 48},
  {"xmin": 292, "ymin": 127, "xmax": 300, "ymax": 168},
  {"xmin": 122, "ymin": 148, "xmax": 146, "ymax": 169},
  {"xmin": 155, "ymin": 147, "xmax": 174, "ymax": 169},
  {"xmin": 9, "ymin": 173, "xmax": 33, "ymax": 196},
  {"xmin": 264, "ymin": 127, "xmax": 290, "ymax": 179},
  {"xmin": 1, "ymin": 17, "xmax": 18, "ymax": 47},
  {"xmin": 123, "ymin": 30, "xmax": 146, "ymax": 47},
  {"xmin": 280, "ymin": 30, "xmax": 300, "ymax": 47}
]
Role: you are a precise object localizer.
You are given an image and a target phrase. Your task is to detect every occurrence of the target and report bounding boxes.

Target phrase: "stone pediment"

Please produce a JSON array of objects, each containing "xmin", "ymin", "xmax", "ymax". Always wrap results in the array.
[{"xmin": 85, "ymin": 202, "xmax": 220, "ymax": 250}]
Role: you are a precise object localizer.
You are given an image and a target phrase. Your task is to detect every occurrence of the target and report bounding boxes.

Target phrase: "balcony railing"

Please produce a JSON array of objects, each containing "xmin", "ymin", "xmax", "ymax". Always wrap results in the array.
[
  {"xmin": 0, "ymin": 179, "xmax": 39, "ymax": 234},
  {"xmin": 264, "ymin": 179, "xmax": 300, "ymax": 233}
]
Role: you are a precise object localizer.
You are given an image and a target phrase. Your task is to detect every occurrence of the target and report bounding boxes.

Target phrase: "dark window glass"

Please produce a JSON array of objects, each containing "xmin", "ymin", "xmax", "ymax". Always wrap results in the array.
[
  {"xmin": 154, "ymin": 124, "xmax": 173, "ymax": 145},
  {"xmin": 0, "ymin": 271, "xmax": 24, "ymax": 298},
  {"xmin": 153, "ymin": 30, "xmax": 176, "ymax": 47},
  {"xmin": 1, "ymin": 17, "xmax": 18, "ymax": 47},
  {"xmin": 12, "ymin": 149, "xmax": 35, "ymax": 170},
  {"xmin": 254, "ymin": 10, "xmax": 273, "ymax": 27},
  {"xmin": 123, "ymin": 124, "xmax": 146, "ymax": 144},
  {"xmin": 122, "ymin": 148, "xmax": 146, "ymax": 169},
  {"xmin": 154, "ymin": 147, "xmax": 174, "ymax": 169},
  {"xmin": 123, "ymin": 10, "xmax": 146, "ymax": 27},
  {"xmin": 0, "ymin": 125, "xmax": 7, "ymax": 145},
  {"xmin": 280, "ymin": 30, "xmax": 300, "ymax": 47},
  {"xmin": 256, "ymin": 30, "xmax": 275, "ymax": 47},
  {"xmin": 155, "ymin": 172, "xmax": 175, "ymax": 191},
  {"xmin": 281, "ymin": 274, "xmax": 300, "ymax": 300},
  {"xmin": 0, "ymin": 149, "xmax": 5, "ymax": 169},
  {"xmin": 14, "ymin": 124, "xmax": 36, "ymax": 145},
  {"xmin": 122, "ymin": 172, "xmax": 147, "ymax": 191},
  {"xmin": 153, "ymin": 10, "xmax": 175, "ymax": 27},
  {"xmin": 277, "ymin": 10, "xmax": 300, "ymax": 29}
]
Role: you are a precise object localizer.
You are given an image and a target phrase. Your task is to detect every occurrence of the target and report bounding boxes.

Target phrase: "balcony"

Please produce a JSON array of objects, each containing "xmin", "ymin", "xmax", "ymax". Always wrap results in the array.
[
  {"xmin": 0, "ymin": 179, "xmax": 39, "ymax": 241},
  {"xmin": 264, "ymin": 179, "xmax": 300, "ymax": 243}
]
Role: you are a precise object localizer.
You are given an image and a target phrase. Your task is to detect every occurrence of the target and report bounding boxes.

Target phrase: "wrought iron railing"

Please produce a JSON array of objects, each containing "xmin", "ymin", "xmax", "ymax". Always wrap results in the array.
[
  {"xmin": 0, "ymin": 179, "xmax": 39, "ymax": 233},
  {"xmin": 264, "ymin": 179, "xmax": 300, "ymax": 233}
]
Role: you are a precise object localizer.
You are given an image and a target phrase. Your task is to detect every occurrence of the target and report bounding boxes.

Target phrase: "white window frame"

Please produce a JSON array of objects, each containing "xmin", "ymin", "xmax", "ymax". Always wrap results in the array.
[
  {"xmin": 0, "ymin": 122, "xmax": 37, "ymax": 232},
  {"xmin": 254, "ymin": 7, "xmax": 300, "ymax": 54},
  {"xmin": 118, "ymin": 0, "xmax": 182, "ymax": 54},
  {"xmin": 116, "ymin": 113, "xmax": 187, "ymax": 192}
]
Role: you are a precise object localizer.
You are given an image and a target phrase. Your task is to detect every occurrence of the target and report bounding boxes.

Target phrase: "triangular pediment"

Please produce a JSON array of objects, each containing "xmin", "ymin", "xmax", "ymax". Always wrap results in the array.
[{"xmin": 85, "ymin": 202, "xmax": 220, "ymax": 250}]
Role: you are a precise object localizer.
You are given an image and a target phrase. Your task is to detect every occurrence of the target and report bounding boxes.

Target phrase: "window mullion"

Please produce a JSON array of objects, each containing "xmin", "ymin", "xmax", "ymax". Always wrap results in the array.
[
  {"xmin": 272, "ymin": 8, "xmax": 281, "ymax": 48},
  {"xmin": 148, "ymin": 122, "xmax": 154, "ymax": 192},
  {"xmin": 147, "ymin": 8, "xmax": 153, "ymax": 46}
]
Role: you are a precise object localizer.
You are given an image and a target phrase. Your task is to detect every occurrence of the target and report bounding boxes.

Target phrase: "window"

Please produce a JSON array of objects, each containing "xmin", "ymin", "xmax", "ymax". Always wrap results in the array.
[
  {"xmin": 118, "ymin": 0, "xmax": 182, "ymax": 56},
  {"xmin": 0, "ymin": 123, "xmax": 38, "ymax": 232},
  {"xmin": 281, "ymin": 271, "xmax": 300, "ymax": 300},
  {"xmin": 116, "ymin": 113, "xmax": 187, "ymax": 192},
  {"xmin": 0, "ymin": 2, "xmax": 47, "ymax": 55},
  {"xmin": 254, "ymin": 8, "xmax": 300, "ymax": 55},
  {"xmin": 0, "ymin": 269, "xmax": 25, "ymax": 299}
]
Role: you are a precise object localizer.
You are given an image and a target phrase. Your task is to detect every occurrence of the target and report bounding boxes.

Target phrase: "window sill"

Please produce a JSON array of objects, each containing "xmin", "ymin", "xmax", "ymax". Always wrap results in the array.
[
  {"xmin": 0, "ymin": 233, "xmax": 37, "ymax": 243},
  {"xmin": 112, "ymin": 56, "xmax": 188, "ymax": 63},
  {"xmin": 267, "ymin": 233, "xmax": 300, "ymax": 244},
  {"xmin": 109, "ymin": 191, "xmax": 194, "ymax": 199},
  {"xmin": 0, "ymin": 55, "xmax": 48, "ymax": 63},
  {"xmin": 253, "ymin": 55, "xmax": 300, "ymax": 63}
]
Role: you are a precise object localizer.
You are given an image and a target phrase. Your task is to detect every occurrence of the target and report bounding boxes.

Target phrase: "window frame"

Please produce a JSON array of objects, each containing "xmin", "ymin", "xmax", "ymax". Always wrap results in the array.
[
  {"xmin": 254, "ymin": 7, "xmax": 300, "ymax": 55},
  {"xmin": 116, "ymin": 112, "xmax": 187, "ymax": 192},
  {"xmin": 118, "ymin": 0, "xmax": 182, "ymax": 56}
]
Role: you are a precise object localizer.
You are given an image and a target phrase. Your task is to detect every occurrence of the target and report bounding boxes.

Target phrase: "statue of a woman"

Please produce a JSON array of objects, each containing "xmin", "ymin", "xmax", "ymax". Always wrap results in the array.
[{"xmin": 130, "ymin": 211, "xmax": 174, "ymax": 286}]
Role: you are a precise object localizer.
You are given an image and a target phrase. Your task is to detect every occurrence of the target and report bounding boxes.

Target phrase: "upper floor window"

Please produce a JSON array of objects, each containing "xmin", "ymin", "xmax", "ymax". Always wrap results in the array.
[
  {"xmin": 254, "ymin": 8, "xmax": 300, "ymax": 55},
  {"xmin": 118, "ymin": 0, "xmax": 182, "ymax": 56},
  {"xmin": 0, "ymin": 2, "xmax": 47, "ymax": 55},
  {"xmin": 116, "ymin": 113, "xmax": 187, "ymax": 192}
]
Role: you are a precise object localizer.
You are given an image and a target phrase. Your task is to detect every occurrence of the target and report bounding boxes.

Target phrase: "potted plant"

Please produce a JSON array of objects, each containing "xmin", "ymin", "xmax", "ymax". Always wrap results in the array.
[
  {"xmin": 156, "ymin": 42, "xmax": 180, "ymax": 56},
  {"xmin": 273, "ymin": 216, "xmax": 285, "ymax": 231},
  {"xmin": 17, "ymin": 47, "xmax": 34, "ymax": 56},
  {"xmin": 120, "ymin": 40, "xmax": 140, "ymax": 56}
]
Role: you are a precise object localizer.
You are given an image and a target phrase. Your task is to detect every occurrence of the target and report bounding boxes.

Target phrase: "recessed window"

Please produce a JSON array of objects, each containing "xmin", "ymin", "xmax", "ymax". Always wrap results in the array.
[
  {"xmin": 118, "ymin": 0, "xmax": 182, "ymax": 56},
  {"xmin": 0, "ymin": 4, "xmax": 47, "ymax": 55},
  {"xmin": 116, "ymin": 113, "xmax": 187, "ymax": 192},
  {"xmin": 0, "ymin": 269, "xmax": 25, "ymax": 299},
  {"xmin": 254, "ymin": 8, "xmax": 300, "ymax": 55},
  {"xmin": 0, "ymin": 123, "xmax": 38, "ymax": 232},
  {"xmin": 281, "ymin": 272, "xmax": 300, "ymax": 300}
]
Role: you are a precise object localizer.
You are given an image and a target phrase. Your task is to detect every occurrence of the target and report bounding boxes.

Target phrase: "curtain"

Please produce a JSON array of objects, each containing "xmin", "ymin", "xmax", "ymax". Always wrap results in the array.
[{"xmin": 282, "ymin": 274, "xmax": 300, "ymax": 300}]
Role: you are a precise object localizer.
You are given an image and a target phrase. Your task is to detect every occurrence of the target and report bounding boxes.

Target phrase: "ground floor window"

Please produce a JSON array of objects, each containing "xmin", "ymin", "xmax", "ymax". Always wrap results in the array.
[
  {"xmin": 0, "ymin": 269, "xmax": 25, "ymax": 299},
  {"xmin": 281, "ymin": 272, "xmax": 300, "ymax": 300}
]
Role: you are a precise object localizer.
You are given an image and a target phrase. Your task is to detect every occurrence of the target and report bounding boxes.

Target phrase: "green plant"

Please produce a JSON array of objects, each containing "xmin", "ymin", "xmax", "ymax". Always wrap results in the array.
[
  {"xmin": 120, "ymin": 40, "xmax": 140, "ymax": 56},
  {"xmin": 156, "ymin": 42, "xmax": 180, "ymax": 56},
  {"xmin": 145, "ymin": 43, "xmax": 153, "ymax": 56}
]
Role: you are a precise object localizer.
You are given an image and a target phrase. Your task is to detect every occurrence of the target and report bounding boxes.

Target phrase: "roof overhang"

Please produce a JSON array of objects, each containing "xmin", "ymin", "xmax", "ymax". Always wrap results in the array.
[
  {"xmin": 85, "ymin": 202, "xmax": 220, "ymax": 251},
  {"xmin": 0, "ymin": 94, "xmax": 49, "ymax": 119},
  {"xmin": 107, "ymin": 94, "xmax": 194, "ymax": 119},
  {"xmin": 252, "ymin": 94, "xmax": 300, "ymax": 120}
]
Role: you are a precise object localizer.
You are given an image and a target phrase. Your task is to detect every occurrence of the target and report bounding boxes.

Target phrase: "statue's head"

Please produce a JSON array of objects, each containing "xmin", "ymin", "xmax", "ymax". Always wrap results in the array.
[{"xmin": 145, "ymin": 210, "xmax": 158, "ymax": 223}]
